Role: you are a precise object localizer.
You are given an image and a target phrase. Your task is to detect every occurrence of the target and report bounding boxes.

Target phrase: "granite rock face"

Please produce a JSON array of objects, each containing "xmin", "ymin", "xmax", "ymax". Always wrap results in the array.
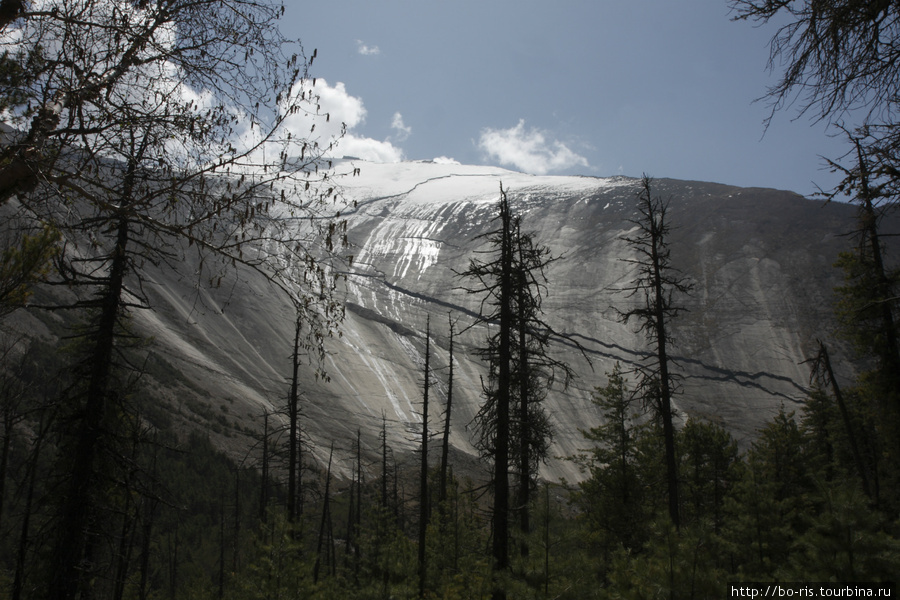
[{"xmin": 129, "ymin": 160, "xmax": 873, "ymax": 481}]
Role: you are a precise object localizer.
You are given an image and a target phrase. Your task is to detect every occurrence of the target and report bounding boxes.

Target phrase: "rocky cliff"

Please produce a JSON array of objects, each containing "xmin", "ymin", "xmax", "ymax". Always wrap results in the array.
[{"xmin": 22, "ymin": 160, "xmax": 877, "ymax": 482}]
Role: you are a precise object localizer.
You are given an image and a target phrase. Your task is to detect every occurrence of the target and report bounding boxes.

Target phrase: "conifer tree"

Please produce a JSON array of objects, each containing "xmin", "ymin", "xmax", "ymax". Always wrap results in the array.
[
  {"xmin": 733, "ymin": 0, "xmax": 900, "ymax": 511},
  {"xmin": 678, "ymin": 417, "xmax": 739, "ymax": 532},
  {"xmin": 722, "ymin": 409, "xmax": 811, "ymax": 579},
  {"xmin": 808, "ymin": 340, "xmax": 873, "ymax": 499},
  {"xmin": 617, "ymin": 175, "xmax": 692, "ymax": 529},
  {"xmin": 0, "ymin": 4, "xmax": 349, "ymax": 598},
  {"xmin": 460, "ymin": 187, "xmax": 515, "ymax": 600},
  {"xmin": 511, "ymin": 221, "xmax": 568, "ymax": 555},
  {"xmin": 314, "ymin": 442, "xmax": 335, "ymax": 584},
  {"xmin": 460, "ymin": 185, "xmax": 575, "ymax": 597},
  {"xmin": 0, "ymin": 223, "xmax": 59, "ymax": 318},
  {"xmin": 827, "ymin": 132, "xmax": 900, "ymax": 493},
  {"xmin": 577, "ymin": 363, "xmax": 647, "ymax": 551},
  {"xmin": 381, "ymin": 412, "xmax": 390, "ymax": 511}
]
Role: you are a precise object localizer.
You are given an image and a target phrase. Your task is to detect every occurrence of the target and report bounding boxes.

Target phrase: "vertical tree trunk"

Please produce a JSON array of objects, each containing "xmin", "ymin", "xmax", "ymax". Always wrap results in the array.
[
  {"xmin": 287, "ymin": 315, "xmax": 302, "ymax": 523},
  {"xmin": 516, "ymin": 225, "xmax": 532, "ymax": 558},
  {"xmin": 50, "ymin": 129, "xmax": 151, "ymax": 599},
  {"xmin": 393, "ymin": 456, "xmax": 401, "ymax": 525},
  {"xmin": 218, "ymin": 499, "xmax": 226, "ymax": 600},
  {"xmin": 13, "ymin": 411, "xmax": 49, "ymax": 600},
  {"xmin": 855, "ymin": 141, "xmax": 900, "ymax": 381},
  {"xmin": 260, "ymin": 411, "xmax": 269, "ymax": 523},
  {"xmin": 313, "ymin": 442, "xmax": 334, "ymax": 584},
  {"xmin": 355, "ymin": 430, "xmax": 361, "ymax": 571},
  {"xmin": 543, "ymin": 483, "xmax": 551, "ymax": 598},
  {"xmin": 51, "ymin": 212, "xmax": 131, "ymax": 600},
  {"xmin": 492, "ymin": 191, "xmax": 514, "ymax": 600},
  {"xmin": 112, "ymin": 471, "xmax": 138, "ymax": 600},
  {"xmin": 138, "ymin": 480, "xmax": 158, "ymax": 600},
  {"xmin": 345, "ymin": 453, "xmax": 356, "ymax": 560},
  {"xmin": 618, "ymin": 176, "xmax": 691, "ymax": 532},
  {"xmin": 818, "ymin": 340, "xmax": 872, "ymax": 498},
  {"xmin": 168, "ymin": 523, "xmax": 178, "ymax": 600},
  {"xmin": 0, "ymin": 401, "xmax": 13, "ymax": 536},
  {"xmin": 233, "ymin": 469, "xmax": 241, "ymax": 574},
  {"xmin": 854, "ymin": 140, "xmax": 900, "ymax": 465},
  {"xmin": 298, "ymin": 423, "xmax": 304, "ymax": 523},
  {"xmin": 418, "ymin": 316, "xmax": 431, "ymax": 598},
  {"xmin": 651, "ymin": 207, "xmax": 680, "ymax": 530},
  {"xmin": 440, "ymin": 315, "xmax": 454, "ymax": 509},
  {"xmin": 381, "ymin": 412, "xmax": 389, "ymax": 511}
]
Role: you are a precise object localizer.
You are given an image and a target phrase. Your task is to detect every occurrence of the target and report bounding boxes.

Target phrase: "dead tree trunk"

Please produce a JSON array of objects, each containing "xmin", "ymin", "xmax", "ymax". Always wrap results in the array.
[{"xmin": 418, "ymin": 316, "xmax": 431, "ymax": 598}]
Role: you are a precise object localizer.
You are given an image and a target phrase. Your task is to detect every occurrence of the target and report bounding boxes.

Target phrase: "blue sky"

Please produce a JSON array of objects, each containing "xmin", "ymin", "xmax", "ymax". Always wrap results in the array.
[{"xmin": 283, "ymin": 1, "xmax": 849, "ymax": 196}]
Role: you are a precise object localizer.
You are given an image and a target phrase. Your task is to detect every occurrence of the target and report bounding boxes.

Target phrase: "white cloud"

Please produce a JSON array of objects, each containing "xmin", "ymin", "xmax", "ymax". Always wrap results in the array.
[
  {"xmin": 390, "ymin": 112, "xmax": 412, "ymax": 142},
  {"xmin": 335, "ymin": 135, "xmax": 404, "ymax": 163},
  {"xmin": 478, "ymin": 119, "xmax": 589, "ymax": 175},
  {"xmin": 313, "ymin": 80, "xmax": 367, "ymax": 133},
  {"xmin": 432, "ymin": 156, "xmax": 460, "ymax": 165},
  {"xmin": 356, "ymin": 40, "xmax": 381, "ymax": 56},
  {"xmin": 276, "ymin": 78, "xmax": 403, "ymax": 163},
  {"xmin": 3, "ymin": 4, "xmax": 401, "ymax": 169}
]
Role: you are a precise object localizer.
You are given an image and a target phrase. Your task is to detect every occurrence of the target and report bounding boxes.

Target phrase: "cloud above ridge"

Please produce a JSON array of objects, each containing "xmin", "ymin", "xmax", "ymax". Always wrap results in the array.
[
  {"xmin": 478, "ymin": 119, "xmax": 589, "ymax": 175},
  {"xmin": 277, "ymin": 79, "xmax": 404, "ymax": 163},
  {"xmin": 390, "ymin": 112, "xmax": 412, "ymax": 142}
]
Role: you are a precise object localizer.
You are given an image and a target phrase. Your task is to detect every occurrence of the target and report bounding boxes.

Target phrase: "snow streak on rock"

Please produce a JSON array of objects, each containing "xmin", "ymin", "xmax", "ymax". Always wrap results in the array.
[{"xmin": 123, "ymin": 159, "xmax": 875, "ymax": 481}]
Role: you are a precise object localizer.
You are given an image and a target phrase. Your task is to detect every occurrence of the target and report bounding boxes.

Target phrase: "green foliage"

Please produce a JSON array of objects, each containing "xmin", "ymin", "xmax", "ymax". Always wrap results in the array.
[
  {"xmin": 832, "ymin": 239, "xmax": 900, "ymax": 499},
  {"xmin": 0, "ymin": 224, "xmax": 59, "ymax": 316},
  {"xmin": 0, "ymin": 361, "xmax": 897, "ymax": 600},
  {"xmin": 0, "ymin": 47, "xmax": 43, "ymax": 112},
  {"xmin": 575, "ymin": 364, "xmax": 650, "ymax": 554},
  {"xmin": 603, "ymin": 518, "xmax": 729, "ymax": 600},
  {"xmin": 778, "ymin": 483, "xmax": 900, "ymax": 582},
  {"xmin": 833, "ymin": 249, "xmax": 900, "ymax": 367},
  {"xmin": 230, "ymin": 511, "xmax": 314, "ymax": 600},
  {"xmin": 1, "ymin": 0, "xmax": 896, "ymax": 598},
  {"xmin": 719, "ymin": 410, "xmax": 813, "ymax": 580},
  {"xmin": 426, "ymin": 477, "xmax": 490, "ymax": 598},
  {"xmin": 678, "ymin": 417, "xmax": 740, "ymax": 530}
]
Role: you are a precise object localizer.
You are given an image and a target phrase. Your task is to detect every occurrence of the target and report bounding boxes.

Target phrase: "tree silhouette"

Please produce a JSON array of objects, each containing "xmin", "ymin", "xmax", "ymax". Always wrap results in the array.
[
  {"xmin": 617, "ymin": 175, "xmax": 692, "ymax": 529},
  {"xmin": 460, "ymin": 185, "xmax": 576, "ymax": 597},
  {"xmin": 0, "ymin": 3, "xmax": 350, "ymax": 598}
]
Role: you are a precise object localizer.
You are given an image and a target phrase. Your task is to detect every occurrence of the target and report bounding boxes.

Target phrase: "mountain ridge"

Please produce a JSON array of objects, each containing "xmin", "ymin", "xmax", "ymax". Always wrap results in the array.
[
  {"xmin": 15, "ymin": 159, "xmax": 884, "ymax": 482},
  {"xmin": 150, "ymin": 160, "xmax": 879, "ymax": 480}
]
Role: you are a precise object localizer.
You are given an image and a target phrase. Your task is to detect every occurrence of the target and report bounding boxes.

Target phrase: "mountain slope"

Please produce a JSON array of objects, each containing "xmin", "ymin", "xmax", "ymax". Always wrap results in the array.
[{"xmin": 58, "ymin": 160, "xmax": 875, "ymax": 481}]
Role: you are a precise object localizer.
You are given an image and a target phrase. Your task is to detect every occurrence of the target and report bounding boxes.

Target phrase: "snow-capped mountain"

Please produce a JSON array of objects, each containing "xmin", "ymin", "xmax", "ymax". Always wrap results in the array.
[{"xmin": 45, "ymin": 160, "xmax": 875, "ymax": 480}]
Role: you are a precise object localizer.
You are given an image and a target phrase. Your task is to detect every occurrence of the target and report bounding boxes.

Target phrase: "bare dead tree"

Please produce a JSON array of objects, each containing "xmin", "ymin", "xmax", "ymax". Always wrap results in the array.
[
  {"xmin": 617, "ymin": 175, "xmax": 692, "ymax": 529},
  {"xmin": 459, "ymin": 185, "xmax": 578, "ymax": 597},
  {"xmin": 0, "ymin": 4, "xmax": 351, "ymax": 598}
]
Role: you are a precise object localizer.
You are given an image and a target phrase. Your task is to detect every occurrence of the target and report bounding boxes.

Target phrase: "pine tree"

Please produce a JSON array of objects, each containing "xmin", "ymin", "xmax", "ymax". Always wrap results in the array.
[
  {"xmin": 827, "ymin": 130, "xmax": 900, "ymax": 501},
  {"xmin": 459, "ymin": 187, "xmax": 516, "ymax": 600},
  {"xmin": 617, "ymin": 175, "xmax": 692, "ymax": 529},
  {"xmin": 459, "ymin": 185, "xmax": 576, "ymax": 597},
  {"xmin": 722, "ymin": 409, "xmax": 812, "ymax": 579},
  {"xmin": 287, "ymin": 314, "xmax": 302, "ymax": 525},
  {"xmin": 678, "ymin": 417, "xmax": 739, "ymax": 532},
  {"xmin": 577, "ymin": 363, "xmax": 649, "ymax": 552}
]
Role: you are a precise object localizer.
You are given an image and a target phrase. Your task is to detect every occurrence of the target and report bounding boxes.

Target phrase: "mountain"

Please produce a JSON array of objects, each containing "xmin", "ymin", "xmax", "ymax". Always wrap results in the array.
[{"xmin": 15, "ymin": 159, "xmax": 878, "ymax": 482}]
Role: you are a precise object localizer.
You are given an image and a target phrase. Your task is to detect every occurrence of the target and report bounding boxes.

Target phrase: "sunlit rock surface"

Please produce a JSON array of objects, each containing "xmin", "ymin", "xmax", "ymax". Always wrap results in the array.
[{"xmin": 126, "ymin": 160, "xmax": 876, "ymax": 481}]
